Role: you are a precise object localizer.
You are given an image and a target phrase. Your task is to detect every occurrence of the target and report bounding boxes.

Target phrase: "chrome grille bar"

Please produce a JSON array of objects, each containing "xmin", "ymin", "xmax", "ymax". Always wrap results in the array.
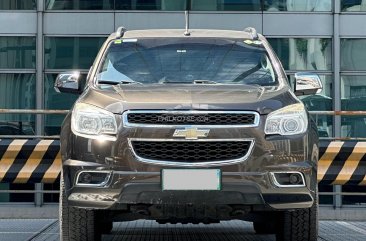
[
  {"xmin": 128, "ymin": 138, "xmax": 255, "ymax": 167},
  {"xmin": 123, "ymin": 110, "xmax": 260, "ymax": 128}
]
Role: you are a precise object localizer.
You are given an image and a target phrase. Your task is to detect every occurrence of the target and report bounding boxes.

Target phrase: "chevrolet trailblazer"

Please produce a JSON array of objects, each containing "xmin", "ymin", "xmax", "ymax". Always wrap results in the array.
[{"xmin": 56, "ymin": 27, "xmax": 322, "ymax": 241}]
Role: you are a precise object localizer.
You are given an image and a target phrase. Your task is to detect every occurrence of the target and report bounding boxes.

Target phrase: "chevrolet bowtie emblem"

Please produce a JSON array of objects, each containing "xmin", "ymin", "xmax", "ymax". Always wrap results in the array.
[{"xmin": 173, "ymin": 127, "xmax": 210, "ymax": 140}]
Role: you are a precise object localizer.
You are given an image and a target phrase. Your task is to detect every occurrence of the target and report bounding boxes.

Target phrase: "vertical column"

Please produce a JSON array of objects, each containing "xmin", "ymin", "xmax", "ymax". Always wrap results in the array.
[
  {"xmin": 333, "ymin": 0, "xmax": 342, "ymax": 209},
  {"xmin": 35, "ymin": 0, "xmax": 44, "ymax": 207},
  {"xmin": 36, "ymin": 0, "xmax": 44, "ymax": 136}
]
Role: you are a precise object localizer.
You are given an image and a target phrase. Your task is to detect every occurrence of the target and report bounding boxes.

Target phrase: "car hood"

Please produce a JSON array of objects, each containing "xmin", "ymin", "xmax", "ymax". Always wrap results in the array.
[{"xmin": 79, "ymin": 84, "xmax": 299, "ymax": 115}]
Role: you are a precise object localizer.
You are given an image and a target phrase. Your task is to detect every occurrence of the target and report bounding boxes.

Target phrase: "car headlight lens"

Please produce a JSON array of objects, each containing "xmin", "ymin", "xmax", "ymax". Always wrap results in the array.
[
  {"xmin": 264, "ymin": 103, "xmax": 308, "ymax": 136},
  {"xmin": 71, "ymin": 103, "xmax": 117, "ymax": 140}
]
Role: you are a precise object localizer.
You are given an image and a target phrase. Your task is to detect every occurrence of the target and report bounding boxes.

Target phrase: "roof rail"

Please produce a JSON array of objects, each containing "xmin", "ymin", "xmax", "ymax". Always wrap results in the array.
[
  {"xmin": 244, "ymin": 27, "xmax": 258, "ymax": 40},
  {"xmin": 116, "ymin": 26, "xmax": 127, "ymax": 38},
  {"xmin": 184, "ymin": 10, "xmax": 190, "ymax": 36}
]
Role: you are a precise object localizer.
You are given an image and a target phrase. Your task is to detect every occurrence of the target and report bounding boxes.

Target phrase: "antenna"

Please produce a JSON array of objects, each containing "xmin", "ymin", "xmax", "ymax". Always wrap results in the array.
[{"xmin": 184, "ymin": 10, "xmax": 190, "ymax": 36}]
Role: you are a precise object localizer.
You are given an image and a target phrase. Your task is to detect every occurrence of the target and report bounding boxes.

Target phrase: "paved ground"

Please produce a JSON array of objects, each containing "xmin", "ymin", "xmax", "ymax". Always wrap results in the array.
[{"xmin": 0, "ymin": 219, "xmax": 365, "ymax": 241}]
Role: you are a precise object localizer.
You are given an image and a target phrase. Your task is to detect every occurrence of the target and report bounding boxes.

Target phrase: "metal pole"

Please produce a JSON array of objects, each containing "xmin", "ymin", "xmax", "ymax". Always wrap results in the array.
[
  {"xmin": 0, "ymin": 109, "xmax": 69, "ymax": 114},
  {"xmin": 35, "ymin": 0, "xmax": 45, "ymax": 207},
  {"xmin": 34, "ymin": 183, "xmax": 44, "ymax": 207},
  {"xmin": 309, "ymin": 110, "xmax": 366, "ymax": 115},
  {"xmin": 333, "ymin": 1, "xmax": 342, "ymax": 209},
  {"xmin": 36, "ymin": 0, "xmax": 44, "ymax": 136}
]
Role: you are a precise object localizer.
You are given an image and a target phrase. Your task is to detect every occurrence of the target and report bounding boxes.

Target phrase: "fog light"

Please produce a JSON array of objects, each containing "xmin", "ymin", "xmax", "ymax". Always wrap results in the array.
[
  {"xmin": 80, "ymin": 172, "xmax": 92, "ymax": 184},
  {"xmin": 270, "ymin": 172, "xmax": 305, "ymax": 187},
  {"xmin": 76, "ymin": 171, "xmax": 111, "ymax": 186},
  {"xmin": 289, "ymin": 173, "xmax": 301, "ymax": 185}
]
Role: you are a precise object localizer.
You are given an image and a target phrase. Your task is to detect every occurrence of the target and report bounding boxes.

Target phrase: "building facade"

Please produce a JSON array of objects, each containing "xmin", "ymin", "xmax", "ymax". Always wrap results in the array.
[{"xmin": 0, "ymin": 0, "xmax": 365, "ymax": 207}]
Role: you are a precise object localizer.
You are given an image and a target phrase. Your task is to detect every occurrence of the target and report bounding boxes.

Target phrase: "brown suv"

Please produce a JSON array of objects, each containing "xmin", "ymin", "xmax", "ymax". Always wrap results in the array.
[{"xmin": 56, "ymin": 27, "xmax": 322, "ymax": 241}]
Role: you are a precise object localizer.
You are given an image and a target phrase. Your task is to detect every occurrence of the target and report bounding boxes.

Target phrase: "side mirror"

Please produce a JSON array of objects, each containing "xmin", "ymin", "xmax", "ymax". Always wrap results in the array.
[
  {"xmin": 54, "ymin": 71, "xmax": 82, "ymax": 94},
  {"xmin": 294, "ymin": 72, "xmax": 323, "ymax": 96}
]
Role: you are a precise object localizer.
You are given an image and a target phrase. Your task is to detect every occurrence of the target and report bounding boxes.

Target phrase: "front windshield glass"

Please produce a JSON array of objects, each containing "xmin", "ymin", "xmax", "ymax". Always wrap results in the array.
[{"xmin": 97, "ymin": 38, "xmax": 278, "ymax": 86}]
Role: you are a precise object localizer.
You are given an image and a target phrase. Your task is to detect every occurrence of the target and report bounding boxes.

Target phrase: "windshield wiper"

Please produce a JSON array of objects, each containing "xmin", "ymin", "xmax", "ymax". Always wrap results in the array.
[
  {"xmin": 98, "ymin": 80, "xmax": 143, "ymax": 85},
  {"xmin": 159, "ymin": 80, "xmax": 190, "ymax": 84},
  {"xmin": 158, "ymin": 79, "xmax": 218, "ymax": 84},
  {"xmin": 193, "ymin": 80, "xmax": 218, "ymax": 85},
  {"xmin": 232, "ymin": 63, "xmax": 262, "ymax": 83},
  {"xmin": 118, "ymin": 80, "xmax": 143, "ymax": 85}
]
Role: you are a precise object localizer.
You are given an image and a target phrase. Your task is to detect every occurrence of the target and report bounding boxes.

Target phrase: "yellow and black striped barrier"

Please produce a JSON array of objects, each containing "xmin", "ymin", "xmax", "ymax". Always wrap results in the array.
[
  {"xmin": 318, "ymin": 141, "xmax": 366, "ymax": 185},
  {"xmin": 0, "ymin": 139, "xmax": 61, "ymax": 184},
  {"xmin": 0, "ymin": 139, "xmax": 365, "ymax": 185}
]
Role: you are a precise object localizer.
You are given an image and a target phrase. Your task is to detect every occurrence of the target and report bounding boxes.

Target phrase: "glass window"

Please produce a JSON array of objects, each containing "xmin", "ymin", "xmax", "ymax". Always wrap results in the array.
[
  {"xmin": 264, "ymin": 0, "xmax": 331, "ymax": 11},
  {"xmin": 291, "ymin": 75, "xmax": 333, "ymax": 137},
  {"xmin": 160, "ymin": 0, "xmax": 187, "ymax": 10},
  {"xmin": 342, "ymin": 186, "xmax": 366, "ymax": 205},
  {"xmin": 0, "ymin": 184, "xmax": 35, "ymax": 203},
  {"xmin": 341, "ymin": 75, "xmax": 366, "ymax": 138},
  {"xmin": 0, "ymin": 74, "xmax": 36, "ymax": 135},
  {"xmin": 98, "ymin": 38, "xmax": 278, "ymax": 85},
  {"xmin": 268, "ymin": 38, "xmax": 332, "ymax": 71},
  {"xmin": 190, "ymin": 0, "xmax": 261, "ymax": 11},
  {"xmin": 0, "ymin": 37, "xmax": 36, "ymax": 69},
  {"xmin": 341, "ymin": 39, "xmax": 366, "ymax": 71},
  {"xmin": 44, "ymin": 183, "xmax": 60, "ymax": 203},
  {"xmin": 116, "ymin": 0, "xmax": 161, "ymax": 10},
  {"xmin": 45, "ymin": 37, "xmax": 106, "ymax": 70},
  {"xmin": 46, "ymin": 0, "xmax": 113, "ymax": 10},
  {"xmin": 45, "ymin": 0, "xmax": 263, "ymax": 11},
  {"xmin": 0, "ymin": 0, "xmax": 36, "ymax": 10},
  {"xmin": 319, "ymin": 184, "xmax": 333, "ymax": 205},
  {"xmin": 341, "ymin": 0, "xmax": 366, "ymax": 11},
  {"xmin": 44, "ymin": 74, "xmax": 80, "ymax": 135}
]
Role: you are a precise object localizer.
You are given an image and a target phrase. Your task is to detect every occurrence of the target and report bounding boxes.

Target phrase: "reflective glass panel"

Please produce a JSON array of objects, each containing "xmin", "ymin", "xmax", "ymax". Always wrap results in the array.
[
  {"xmin": 46, "ymin": 0, "xmax": 263, "ymax": 10},
  {"xmin": 0, "ymin": 73, "xmax": 36, "ymax": 135},
  {"xmin": 268, "ymin": 38, "xmax": 332, "ymax": 71},
  {"xmin": 341, "ymin": 0, "xmax": 366, "ymax": 11},
  {"xmin": 44, "ymin": 183, "xmax": 60, "ymax": 203},
  {"xmin": 44, "ymin": 74, "xmax": 80, "ymax": 135},
  {"xmin": 341, "ymin": 75, "xmax": 366, "ymax": 138},
  {"xmin": 190, "ymin": 0, "xmax": 261, "ymax": 11},
  {"xmin": 264, "ymin": 0, "xmax": 331, "ymax": 11},
  {"xmin": 0, "ymin": 37, "xmax": 36, "ymax": 69},
  {"xmin": 0, "ymin": 184, "xmax": 35, "ymax": 203},
  {"xmin": 0, "ymin": 0, "xmax": 36, "ymax": 10},
  {"xmin": 342, "ymin": 186, "xmax": 366, "ymax": 205},
  {"xmin": 319, "ymin": 184, "xmax": 333, "ymax": 205},
  {"xmin": 45, "ymin": 37, "xmax": 106, "ymax": 70},
  {"xmin": 341, "ymin": 39, "xmax": 366, "ymax": 71},
  {"xmin": 46, "ymin": 0, "xmax": 113, "ymax": 10},
  {"xmin": 116, "ymin": 0, "xmax": 161, "ymax": 10}
]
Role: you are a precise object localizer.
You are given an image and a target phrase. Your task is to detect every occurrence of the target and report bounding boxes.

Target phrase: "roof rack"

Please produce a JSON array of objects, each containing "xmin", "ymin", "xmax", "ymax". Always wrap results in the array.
[
  {"xmin": 244, "ymin": 27, "xmax": 258, "ymax": 40},
  {"xmin": 116, "ymin": 26, "xmax": 126, "ymax": 38}
]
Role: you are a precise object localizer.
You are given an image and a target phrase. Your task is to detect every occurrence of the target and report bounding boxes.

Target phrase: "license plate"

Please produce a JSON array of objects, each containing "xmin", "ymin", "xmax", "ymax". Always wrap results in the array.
[{"xmin": 161, "ymin": 169, "xmax": 221, "ymax": 191}]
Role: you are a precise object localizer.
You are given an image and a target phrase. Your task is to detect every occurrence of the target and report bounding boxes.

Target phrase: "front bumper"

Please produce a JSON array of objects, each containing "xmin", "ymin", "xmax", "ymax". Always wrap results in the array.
[
  {"xmin": 64, "ymin": 163, "xmax": 315, "ymax": 211},
  {"xmin": 61, "ymin": 112, "xmax": 318, "ymax": 214}
]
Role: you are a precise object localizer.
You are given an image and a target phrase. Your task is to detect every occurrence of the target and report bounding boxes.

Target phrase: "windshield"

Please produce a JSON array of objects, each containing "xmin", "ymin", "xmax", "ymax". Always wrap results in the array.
[{"xmin": 97, "ymin": 38, "xmax": 278, "ymax": 86}]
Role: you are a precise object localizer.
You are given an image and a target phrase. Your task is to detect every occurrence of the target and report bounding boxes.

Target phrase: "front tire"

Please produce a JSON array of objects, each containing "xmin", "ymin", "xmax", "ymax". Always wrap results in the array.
[
  {"xmin": 276, "ymin": 198, "xmax": 318, "ymax": 241},
  {"xmin": 60, "ymin": 173, "xmax": 102, "ymax": 241}
]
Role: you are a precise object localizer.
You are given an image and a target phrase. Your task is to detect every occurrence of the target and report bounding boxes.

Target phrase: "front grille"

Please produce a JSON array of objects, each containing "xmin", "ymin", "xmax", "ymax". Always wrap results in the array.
[
  {"xmin": 130, "ymin": 141, "xmax": 252, "ymax": 163},
  {"xmin": 126, "ymin": 111, "xmax": 257, "ymax": 126}
]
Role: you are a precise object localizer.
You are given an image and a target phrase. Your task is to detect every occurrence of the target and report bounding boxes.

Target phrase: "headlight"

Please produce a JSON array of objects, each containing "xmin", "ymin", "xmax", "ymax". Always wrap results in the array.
[
  {"xmin": 71, "ymin": 103, "xmax": 117, "ymax": 140},
  {"xmin": 264, "ymin": 103, "xmax": 308, "ymax": 136}
]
